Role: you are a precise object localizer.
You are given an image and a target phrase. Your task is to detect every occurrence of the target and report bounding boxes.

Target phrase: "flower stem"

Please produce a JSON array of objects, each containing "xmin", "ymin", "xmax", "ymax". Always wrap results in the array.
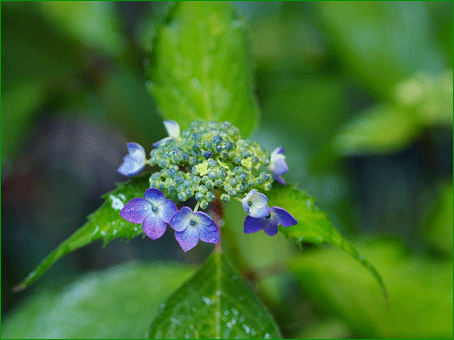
[{"xmin": 194, "ymin": 201, "xmax": 200, "ymax": 212}]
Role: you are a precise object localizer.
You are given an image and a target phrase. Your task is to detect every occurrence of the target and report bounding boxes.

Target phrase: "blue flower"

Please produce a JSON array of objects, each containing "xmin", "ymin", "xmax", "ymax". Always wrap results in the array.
[
  {"xmin": 118, "ymin": 142, "xmax": 147, "ymax": 176},
  {"xmin": 242, "ymin": 189, "xmax": 271, "ymax": 218},
  {"xmin": 120, "ymin": 188, "xmax": 177, "ymax": 240},
  {"xmin": 244, "ymin": 206, "xmax": 297, "ymax": 236},
  {"xmin": 169, "ymin": 206, "xmax": 220, "ymax": 251},
  {"xmin": 268, "ymin": 147, "xmax": 288, "ymax": 185},
  {"xmin": 152, "ymin": 120, "xmax": 181, "ymax": 147}
]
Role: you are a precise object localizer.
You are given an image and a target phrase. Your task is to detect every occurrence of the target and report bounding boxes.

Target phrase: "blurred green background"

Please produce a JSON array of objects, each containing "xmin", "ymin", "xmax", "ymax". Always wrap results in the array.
[{"xmin": 1, "ymin": 1, "xmax": 452, "ymax": 338}]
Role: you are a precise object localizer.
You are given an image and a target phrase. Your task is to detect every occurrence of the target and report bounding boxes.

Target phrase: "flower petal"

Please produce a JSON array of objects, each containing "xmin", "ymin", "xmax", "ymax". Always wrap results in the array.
[
  {"xmin": 169, "ymin": 206, "xmax": 193, "ymax": 232},
  {"xmin": 197, "ymin": 213, "xmax": 220, "ymax": 244},
  {"xmin": 272, "ymin": 147, "xmax": 285, "ymax": 155},
  {"xmin": 242, "ymin": 190, "xmax": 270, "ymax": 218},
  {"xmin": 275, "ymin": 175, "xmax": 286, "ymax": 186},
  {"xmin": 152, "ymin": 137, "xmax": 171, "ymax": 148},
  {"xmin": 262, "ymin": 220, "xmax": 279, "ymax": 236},
  {"xmin": 120, "ymin": 198, "xmax": 150, "ymax": 223},
  {"xmin": 175, "ymin": 227, "xmax": 199, "ymax": 252},
  {"xmin": 142, "ymin": 214, "xmax": 167, "ymax": 240},
  {"xmin": 272, "ymin": 206, "xmax": 297, "ymax": 227},
  {"xmin": 144, "ymin": 188, "xmax": 166, "ymax": 205},
  {"xmin": 163, "ymin": 120, "xmax": 180, "ymax": 139},
  {"xmin": 271, "ymin": 157, "xmax": 288, "ymax": 176},
  {"xmin": 243, "ymin": 216, "xmax": 264, "ymax": 234},
  {"xmin": 159, "ymin": 199, "xmax": 178, "ymax": 223},
  {"xmin": 118, "ymin": 143, "xmax": 146, "ymax": 176}
]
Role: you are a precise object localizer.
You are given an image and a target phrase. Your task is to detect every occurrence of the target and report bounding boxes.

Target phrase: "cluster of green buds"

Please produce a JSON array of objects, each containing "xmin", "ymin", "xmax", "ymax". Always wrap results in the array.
[
  {"xmin": 117, "ymin": 120, "xmax": 292, "ymax": 250},
  {"xmin": 147, "ymin": 121, "xmax": 274, "ymax": 209}
]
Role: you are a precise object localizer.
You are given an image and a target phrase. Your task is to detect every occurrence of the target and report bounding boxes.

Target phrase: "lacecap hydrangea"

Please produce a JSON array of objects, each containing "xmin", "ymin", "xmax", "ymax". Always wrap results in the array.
[{"xmin": 118, "ymin": 120, "xmax": 297, "ymax": 251}]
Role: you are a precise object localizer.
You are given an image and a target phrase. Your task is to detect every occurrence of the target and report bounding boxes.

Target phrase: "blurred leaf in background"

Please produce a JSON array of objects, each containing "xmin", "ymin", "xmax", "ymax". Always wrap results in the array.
[
  {"xmin": 2, "ymin": 262, "xmax": 195, "ymax": 339},
  {"xmin": 423, "ymin": 182, "xmax": 453, "ymax": 256},
  {"xmin": 317, "ymin": 1, "xmax": 447, "ymax": 100},
  {"xmin": 290, "ymin": 238, "xmax": 453, "ymax": 338}
]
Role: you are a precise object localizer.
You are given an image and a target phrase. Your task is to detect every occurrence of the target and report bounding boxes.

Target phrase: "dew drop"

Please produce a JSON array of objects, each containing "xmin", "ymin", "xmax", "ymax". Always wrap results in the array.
[
  {"xmin": 215, "ymin": 290, "xmax": 222, "ymax": 296},
  {"xmin": 201, "ymin": 296, "xmax": 214, "ymax": 305},
  {"xmin": 242, "ymin": 324, "xmax": 250, "ymax": 334},
  {"xmin": 231, "ymin": 275, "xmax": 238, "ymax": 280},
  {"xmin": 109, "ymin": 194, "xmax": 125, "ymax": 210},
  {"xmin": 238, "ymin": 295, "xmax": 244, "ymax": 301},
  {"xmin": 227, "ymin": 322, "xmax": 232, "ymax": 329},
  {"xmin": 264, "ymin": 333, "xmax": 271, "ymax": 339},
  {"xmin": 223, "ymin": 310, "xmax": 229, "ymax": 316},
  {"xmin": 171, "ymin": 317, "xmax": 181, "ymax": 324},
  {"xmin": 231, "ymin": 308, "xmax": 238, "ymax": 316}
]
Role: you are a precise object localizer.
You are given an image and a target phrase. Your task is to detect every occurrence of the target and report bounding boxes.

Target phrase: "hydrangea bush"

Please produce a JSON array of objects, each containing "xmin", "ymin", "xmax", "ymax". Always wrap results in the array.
[{"xmin": 13, "ymin": 3, "xmax": 386, "ymax": 338}]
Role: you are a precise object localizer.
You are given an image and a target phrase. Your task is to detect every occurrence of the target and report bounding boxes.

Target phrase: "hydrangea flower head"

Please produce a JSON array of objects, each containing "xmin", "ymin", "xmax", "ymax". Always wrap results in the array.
[
  {"xmin": 152, "ymin": 120, "xmax": 181, "ymax": 147},
  {"xmin": 268, "ymin": 147, "xmax": 288, "ymax": 185},
  {"xmin": 244, "ymin": 206, "xmax": 297, "ymax": 236},
  {"xmin": 120, "ymin": 188, "xmax": 177, "ymax": 240},
  {"xmin": 169, "ymin": 206, "xmax": 220, "ymax": 251},
  {"xmin": 118, "ymin": 142, "xmax": 147, "ymax": 176},
  {"xmin": 242, "ymin": 189, "xmax": 270, "ymax": 218}
]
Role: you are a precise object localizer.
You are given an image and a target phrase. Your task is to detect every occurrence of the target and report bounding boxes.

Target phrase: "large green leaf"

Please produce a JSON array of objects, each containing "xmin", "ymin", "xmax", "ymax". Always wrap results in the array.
[
  {"xmin": 289, "ymin": 238, "xmax": 453, "ymax": 338},
  {"xmin": 424, "ymin": 182, "xmax": 453, "ymax": 255},
  {"xmin": 146, "ymin": 2, "xmax": 260, "ymax": 137},
  {"xmin": 37, "ymin": 2, "xmax": 126, "ymax": 56},
  {"xmin": 147, "ymin": 250, "xmax": 282, "ymax": 339},
  {"xmin": 267, "ymin": 185, "xmax": 387, "ymax": 302},
  {"xmin": 332, "ymin": 103, "xmax": 422, "ymax": 156},
  {"xmin": 14, "ymin": 175, "xmax": 151, "ymax": 291},
  {"xmin": 2, "ymin": 262, "xmax": 195, "ymax": 339},
  {"xmin": 317, "ymin": 2, "xmax": 445, "ymax": 99}
]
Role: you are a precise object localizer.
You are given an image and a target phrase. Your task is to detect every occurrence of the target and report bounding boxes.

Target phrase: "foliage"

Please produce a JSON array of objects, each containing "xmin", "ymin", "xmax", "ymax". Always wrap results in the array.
[{"xmin": 3, "ymin": 1, "xmax": 451, "ymax": 339}]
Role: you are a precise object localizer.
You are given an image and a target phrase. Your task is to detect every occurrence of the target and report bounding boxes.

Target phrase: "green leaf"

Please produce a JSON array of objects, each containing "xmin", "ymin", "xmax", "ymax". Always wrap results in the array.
[
  {"xmin": 146, "ymin": 2, "xmax": 261, "ymax": 138},
  {"xmin": 424, "ymin": 182, "xmax": 453, "ymax": 255},
  {"xmin": 14, "ymin": 175, "xmax": 151, "ymax": 291},
  {"xmin": 147, "ymin": 250, "xmax": 282, "ymax": 339},
  {"xmin": 2, "ymin": 262, "xmax": 195, "ymax": 339},
  {"xmin": 317, "ymin": 2, "xmax": 445, "ymax": 99},
  {"xmin": 289, "ymin": 238, "xmax": 453, "ymax": 338},
  {"xmin": 37, "ymin": 2, "xmax": 126, "ymax": 56},
  {"xmin": 267, "ymin": 184, "xmax": 387, "ymax": 303},
  {"xmin": 332, "ymin": 104, "xmax": 422, "ymax": 156}
]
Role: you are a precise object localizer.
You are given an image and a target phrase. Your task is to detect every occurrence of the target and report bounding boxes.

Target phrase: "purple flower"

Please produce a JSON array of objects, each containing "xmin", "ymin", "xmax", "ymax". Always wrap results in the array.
[
  {"xmin": 120, "ymin": 188, "xmax": 177, "ymax": 240},
  {"xmin": 268, "ymin": 147, "xmax": 288, "ymax": 185},
  {"xmin": 118, "ymin": 142, "xmax": 147, "ymax": 176},
  {"xmin": 152, "ymin": 120, "xmax": 181, "ymax": 147},
  {"xmin": 242, "ymin": 189, "xmax": 271, "ymax": 218},
  {"xmin": 244, "ymin": 206, "xmax": 297, "ymax": 236},
  {"xmin": 169, "ymin": 207, "xmax": 220, "ymax": 251}
]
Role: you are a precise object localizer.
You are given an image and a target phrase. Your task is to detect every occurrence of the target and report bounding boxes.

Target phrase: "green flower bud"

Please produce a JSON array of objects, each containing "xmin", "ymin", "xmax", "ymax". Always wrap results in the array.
[
  {"xmin": 200, "ymin": 200, "xmax": 209, "ymax": 209},
  {"xmin": 228, "ymin": 188, "xmax": 238, "ymax": 197},
  {"xmin": 220, "ymin": 194, "xmax": 230, "ymax": 202},
  {"xmin": 206, "ymin": 191, "xmax": 216, "ymax": 202},
  {"xmin": 208, "ymin": 171, "xmax": 217, "ymax": 180},
  {"xmin": 206, "ymin": 180, "xmax": 214, "ymax": 189}
]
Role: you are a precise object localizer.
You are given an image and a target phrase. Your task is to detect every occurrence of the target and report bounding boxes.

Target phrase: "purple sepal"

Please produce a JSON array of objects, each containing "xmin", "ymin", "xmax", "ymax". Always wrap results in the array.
[
  {"xmin": 269, "ymin": 147, "xmax": 289, "ymax": 185},
  {"xmin": 169, "ymin": 207, "xmax": 220, "ymax": 252},
  {"xmin": 119, "ymin": 188, "xmax": 178, "ymax": 241},
  {"xmin": 243, "ymin": 206, "xmax": 297, "ymax": 237}
]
